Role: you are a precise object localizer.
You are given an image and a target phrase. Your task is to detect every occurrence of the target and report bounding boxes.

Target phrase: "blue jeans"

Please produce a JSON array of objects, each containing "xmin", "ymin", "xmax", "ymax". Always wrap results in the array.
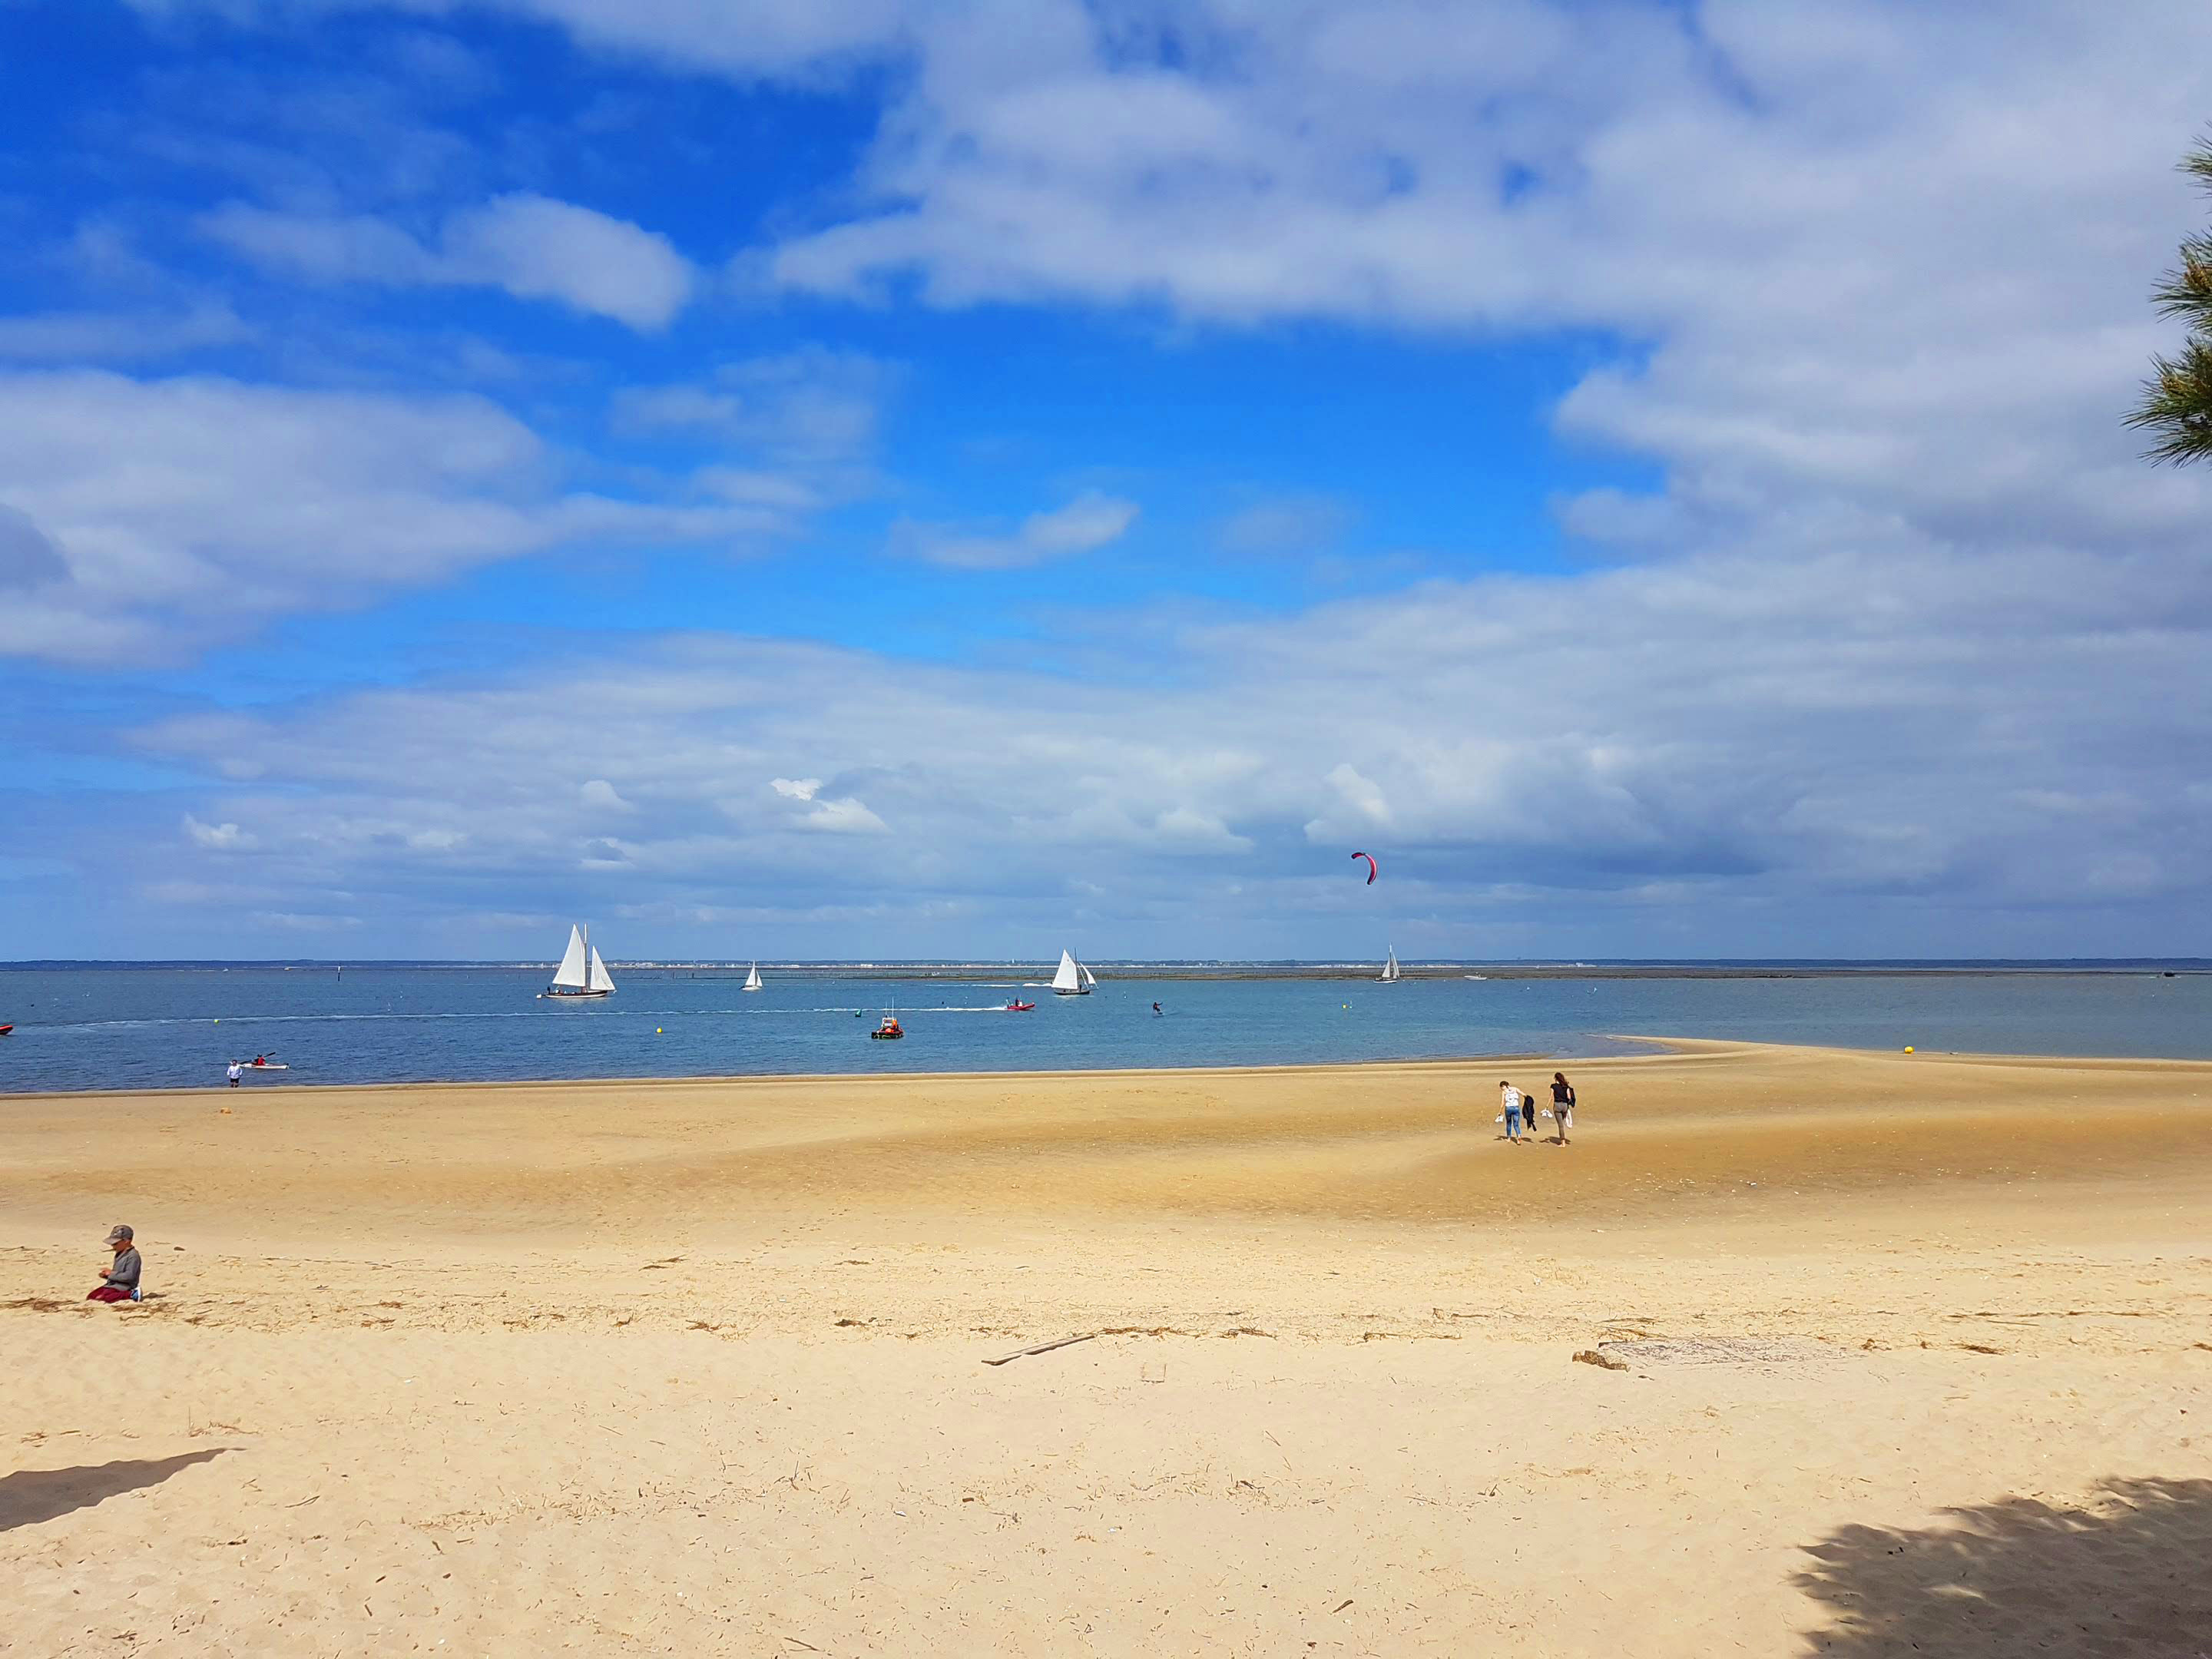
[{"xmin": 1505, "ymin": 1108, "xmax": 1522, "ymax": 1139}]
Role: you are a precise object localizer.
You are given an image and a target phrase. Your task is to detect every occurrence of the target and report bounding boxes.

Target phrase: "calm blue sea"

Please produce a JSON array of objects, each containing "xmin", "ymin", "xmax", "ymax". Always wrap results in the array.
[{"xmin": 2, "ymin": 964, "xmax": 2207, "ymax": 1094}]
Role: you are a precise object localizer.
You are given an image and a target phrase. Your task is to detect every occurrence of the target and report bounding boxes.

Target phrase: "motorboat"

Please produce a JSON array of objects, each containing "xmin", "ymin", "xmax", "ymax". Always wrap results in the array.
[
  {"xmin": 869, "ymin": 1015, "xmax": 905, "ymax": 1040},
  {"xmin": 1004, "ymin": 1000, "xmax": 1035, "ymax": 1012}
]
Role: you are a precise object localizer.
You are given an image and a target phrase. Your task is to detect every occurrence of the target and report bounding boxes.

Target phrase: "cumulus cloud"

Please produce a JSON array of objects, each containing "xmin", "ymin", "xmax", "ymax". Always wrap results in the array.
[
  {"xmin": 107, "ymin": 517, "xmax": 2212, "ymax": 955},
  {"xmin": 0, "ymin": 369, "xmax": 814, "ymax": 664},
  {"xmin": 770, "ymin": 774, "xmax": 886, "ymax": 833},
  {"xmin": 202, "ymin": 192, "xmax": 695, "ymax": 329},
  {"xmin": 749, "ymin": 2, "xmax": 2212, "ymax": 565},
  {"xmin": 182, "ymin": 813, "xmax": 255, "ymax": 849},
  {"xmin": 30, "ymin": 1, "xmax": 2212, "ymax": 957},
  {"xmin": 890, "ymin": 489, "xmax": 1139, "ymax": 569}
]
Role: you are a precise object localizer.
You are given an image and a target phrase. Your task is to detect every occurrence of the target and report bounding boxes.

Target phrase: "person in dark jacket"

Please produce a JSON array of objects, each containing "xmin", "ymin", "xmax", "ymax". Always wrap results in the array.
[{"xmin": 87, "ymin": 1224, "xmax": 141, "ymax": 1303}]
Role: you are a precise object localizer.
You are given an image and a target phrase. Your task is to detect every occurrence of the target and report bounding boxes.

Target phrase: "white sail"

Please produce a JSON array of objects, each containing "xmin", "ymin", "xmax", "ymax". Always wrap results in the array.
[
  {"xmin": 743, "ymin": 961, "xmax": 763, "ymax": 992},
  {"xmin": 1081, "ymin": 962, "xmax": 1098, "ymax": 989},
  {"xmin": 587, "ymin": 946, "xmax": 615, "ymax": 994},
  {"xmin": 551, "ymin": 924, "xmax": 588, "ymax": 988},
  {"xmin": 1381, "ymin": 945, "xmax": 1401, "ymax": 982},
  {"xmin": 1051, "ymin": 949, "xmax": 1083, "ymax": 994}
]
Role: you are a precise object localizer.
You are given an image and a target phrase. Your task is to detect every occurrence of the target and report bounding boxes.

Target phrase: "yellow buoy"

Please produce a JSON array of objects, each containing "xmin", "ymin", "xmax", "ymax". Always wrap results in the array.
[
  {"xmin": 657, "ymin": 1027, "xmax": 664, "ymax": 1034},
  {"xmin": 1903, "ymin": 1045, "xmax": 1915, "ymax": 1054}
]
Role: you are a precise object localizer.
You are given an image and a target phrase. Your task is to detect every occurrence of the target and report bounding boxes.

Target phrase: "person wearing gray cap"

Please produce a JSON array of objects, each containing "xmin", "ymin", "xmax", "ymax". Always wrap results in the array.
[{"xmin": 87, "ymin": 1224, "xmax": 141, "ymax": 1303}]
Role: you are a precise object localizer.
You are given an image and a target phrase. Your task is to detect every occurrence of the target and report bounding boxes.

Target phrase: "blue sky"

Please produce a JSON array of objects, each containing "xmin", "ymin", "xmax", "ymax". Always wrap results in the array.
[{"xmin": 3, "ymin": 0, "xmax": 2210, "ymax": 961}]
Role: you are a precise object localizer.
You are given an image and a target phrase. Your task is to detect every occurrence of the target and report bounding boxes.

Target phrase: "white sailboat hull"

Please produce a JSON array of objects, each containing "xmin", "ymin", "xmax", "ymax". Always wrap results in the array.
[{"xmin": 541, "ymin": 987, "xmax": 612, "ymax": 999}]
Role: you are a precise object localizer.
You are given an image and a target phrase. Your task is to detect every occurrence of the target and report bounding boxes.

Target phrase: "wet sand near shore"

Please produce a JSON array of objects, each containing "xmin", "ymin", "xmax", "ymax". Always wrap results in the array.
[{"xmin": 5, "ymin": 1041, "xmax": 2210, "ymax": 1655}]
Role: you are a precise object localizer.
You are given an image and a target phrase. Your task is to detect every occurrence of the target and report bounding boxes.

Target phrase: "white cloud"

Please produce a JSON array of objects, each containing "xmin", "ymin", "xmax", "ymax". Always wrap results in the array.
[
  {"xmin": 183, "ymin": 813, "xmax": 255, "ymax": 849},
  {"xmin": 202, "ymin": 192, "xmax": 695, "ymax": 329},
  {"xmin": 0, "ymin": 303, "xmax": 253, "ymax": 363},
  {"xmin": 580, "ymin": 779, "xmax": 633, "ymax": 810},
  {"xmin": 752, "ymin": 1, "xmax": 2212, "ymax": 570},
  {"xmin": 0, "ymin": 369, "xmax": 799, "ymax": 663},
  {"xmin": 890, "ymin": 488, "xmax": 1139, "ymax": 569},
  {"xmin": 769, "ymin": 775, "xmax": 884, "ymax": 833},
  {"xmin": 612, "ymin": 349, "xmax": 892, "ymax": 470},
  {"xmin": 800, "ymin": 796, "xmax": 889, "ymax": 835},
  {"xmin": 111, "ymin": 523, "xmax": 2212, "ymax": 954}
]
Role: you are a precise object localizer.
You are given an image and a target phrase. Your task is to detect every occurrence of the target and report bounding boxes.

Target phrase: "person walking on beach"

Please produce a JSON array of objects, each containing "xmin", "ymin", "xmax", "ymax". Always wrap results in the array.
[
  {"xmin": 1499, "ymin": 1080, "xmax": 1525, "ymax": 1142},
  {"xmin": 87, "ymin": 1224, "xmax": 140, "ymax": 1303},
  {"xmin": 227, "ymin": 1061, "xmax": 243, "ymax": 1088},
  {"xmin": 1551, "ymin": 1071, "xmax": 1576, "ymax": 1144}
]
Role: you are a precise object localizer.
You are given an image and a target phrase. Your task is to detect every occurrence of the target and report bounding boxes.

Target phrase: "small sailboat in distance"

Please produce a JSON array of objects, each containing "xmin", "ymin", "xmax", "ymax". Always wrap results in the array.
[
  {"xmin": 543, "ymin": 922, "xmax": 615, "ymax": 998},
  {"xmin": 1051, "ymin": 949, "xmax": 1092, "ymax": 996},
  {"xmin": 743, "ymin": 961, "xmax": 763, "ymax": 992},
  {"xmin": 1379, "ymin": 945, "xmax": 1402, "ymax": 983}
]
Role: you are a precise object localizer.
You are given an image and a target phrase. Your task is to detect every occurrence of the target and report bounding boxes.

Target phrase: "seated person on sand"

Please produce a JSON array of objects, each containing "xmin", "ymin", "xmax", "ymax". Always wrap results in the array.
[{"xmin": 88, "ymin": 1224, "xmax": 141, "ymax": 1303}]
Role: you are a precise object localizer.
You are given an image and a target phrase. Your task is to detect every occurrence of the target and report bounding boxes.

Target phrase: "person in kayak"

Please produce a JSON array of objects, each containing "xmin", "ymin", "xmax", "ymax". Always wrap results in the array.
[{"xmin": 88, "ymin": 1224, "xmax": 141, "ymax": 1303}]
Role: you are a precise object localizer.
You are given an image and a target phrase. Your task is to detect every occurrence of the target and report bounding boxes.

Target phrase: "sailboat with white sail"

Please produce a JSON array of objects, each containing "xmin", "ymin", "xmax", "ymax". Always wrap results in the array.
[
  {"xmin": 1051, "ymin": 949, "xmax": 1093, "ymax": 996},
  {"xmin": 742, "ymin": 961, "xmax": 763, "ymax": 992},
  {"xmin": 542, "ymin": 923, "xmax": 616, "ymax": 999},
  {"xmin": 1379, "ymin": 945, "xmax": 1402, "ymax": 982}
]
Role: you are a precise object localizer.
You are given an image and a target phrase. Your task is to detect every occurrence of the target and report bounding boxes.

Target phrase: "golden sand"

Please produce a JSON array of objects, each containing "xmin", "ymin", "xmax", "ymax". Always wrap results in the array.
[{"xmin": 5, "ymin": 1041, "xmax": 2210, "ymax": 1654}]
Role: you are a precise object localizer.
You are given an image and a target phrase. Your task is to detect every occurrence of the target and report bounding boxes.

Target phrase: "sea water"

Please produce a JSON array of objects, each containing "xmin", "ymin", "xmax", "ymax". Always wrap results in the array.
[{"xmin": 2, "ymin": 964, "xmax": 2207, "ymax": 1094}]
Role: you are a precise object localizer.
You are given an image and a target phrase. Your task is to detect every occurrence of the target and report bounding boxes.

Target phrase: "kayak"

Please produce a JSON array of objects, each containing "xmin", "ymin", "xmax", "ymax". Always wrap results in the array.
[{"xmin": 243, "ymin": 1061, "xmax": 288, "ymax": 1071}]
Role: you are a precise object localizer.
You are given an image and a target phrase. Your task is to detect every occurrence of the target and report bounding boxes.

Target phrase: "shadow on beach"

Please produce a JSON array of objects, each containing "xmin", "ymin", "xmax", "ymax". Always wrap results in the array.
[
  {"xmin": 0, "ymin": 1449, "xmax": 232, "ymax": 1533},
  {"xmin": 1796, "ymin": 1477, "xmax": 2212, "ymax": 1656}
]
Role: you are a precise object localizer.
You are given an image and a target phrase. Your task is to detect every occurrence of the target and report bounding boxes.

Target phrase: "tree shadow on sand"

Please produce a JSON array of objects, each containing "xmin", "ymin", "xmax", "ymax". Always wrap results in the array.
[
  {"xmin": 1796, "ymin": 1477, "xmax": 2212, "ymax": 1657},
  {"xmin": 0, "ymin": 1449, "xmax": 233, "ymax": 1532}
]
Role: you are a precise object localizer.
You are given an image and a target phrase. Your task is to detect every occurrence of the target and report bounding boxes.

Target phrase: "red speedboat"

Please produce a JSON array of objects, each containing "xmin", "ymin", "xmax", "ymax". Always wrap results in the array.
[
  {"xmin": 0, "ymin": 1024, "xmax": 12, "ymax": 1036},
  {"xmin": 1004, "ymin": 1001, "xmax": 1035, "ymax": 1012}
]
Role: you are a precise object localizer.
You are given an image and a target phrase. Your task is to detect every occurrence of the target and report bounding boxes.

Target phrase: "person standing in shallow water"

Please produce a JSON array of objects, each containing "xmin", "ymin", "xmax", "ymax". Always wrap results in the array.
[{"xmin": 1551, "ymin": 1071, "xmax": 1576, "ymax": 1144}]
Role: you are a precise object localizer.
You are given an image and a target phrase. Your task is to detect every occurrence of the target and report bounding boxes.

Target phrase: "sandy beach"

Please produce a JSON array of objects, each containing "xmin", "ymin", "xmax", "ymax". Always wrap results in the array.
[{"xmin": 5, "ymin": 1040, "xmax": 2210, "ymax": 1655}]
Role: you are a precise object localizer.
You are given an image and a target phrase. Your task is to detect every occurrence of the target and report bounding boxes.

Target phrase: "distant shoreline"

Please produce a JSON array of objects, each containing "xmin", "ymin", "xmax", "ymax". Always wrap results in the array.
[{"xmin": 5, "ymin": 959, "xmax": 2206, "ymax": 980}]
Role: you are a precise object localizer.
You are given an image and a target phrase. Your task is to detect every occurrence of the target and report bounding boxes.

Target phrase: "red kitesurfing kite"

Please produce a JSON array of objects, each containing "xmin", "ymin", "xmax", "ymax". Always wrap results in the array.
[{"xmin": 1351, "ymin": 851, "xmax": 1378, "ymax": 885}]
